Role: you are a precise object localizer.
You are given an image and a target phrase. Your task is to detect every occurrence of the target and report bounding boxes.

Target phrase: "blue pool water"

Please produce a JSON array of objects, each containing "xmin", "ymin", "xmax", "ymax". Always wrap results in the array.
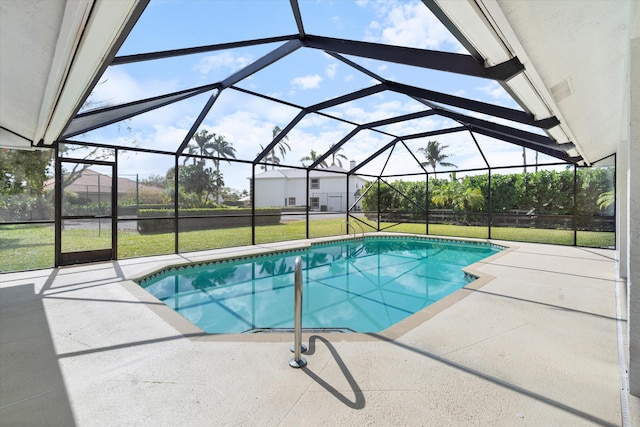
[{"xmin": 139, "ymin": 237, "xmax": 502, "ymax": 334}]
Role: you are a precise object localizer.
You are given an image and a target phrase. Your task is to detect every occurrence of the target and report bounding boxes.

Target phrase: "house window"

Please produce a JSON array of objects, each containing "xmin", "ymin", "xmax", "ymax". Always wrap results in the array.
[
  {"xmin": 288, "ymin": 197, "xmax": 296, "ymax": 206},
  {"xmin": 310, "ymin": 197, "xmax": 320, "ymax": 210},
  {"xmin": 310, "ymin": 178, "xmax": 320, "ymax": 189}
]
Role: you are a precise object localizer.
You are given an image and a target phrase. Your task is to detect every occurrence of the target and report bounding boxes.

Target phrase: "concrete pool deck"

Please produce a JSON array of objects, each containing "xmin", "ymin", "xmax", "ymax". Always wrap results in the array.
[{"xmin": 1, "ymin": 236, "xmax": 638, "ymax": 426}]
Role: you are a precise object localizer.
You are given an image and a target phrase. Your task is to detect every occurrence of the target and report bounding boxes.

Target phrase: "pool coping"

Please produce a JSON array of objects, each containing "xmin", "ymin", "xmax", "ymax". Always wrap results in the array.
[{"xmin": 121, "ymin": 233, "xmax": 516, "ymax": 343}]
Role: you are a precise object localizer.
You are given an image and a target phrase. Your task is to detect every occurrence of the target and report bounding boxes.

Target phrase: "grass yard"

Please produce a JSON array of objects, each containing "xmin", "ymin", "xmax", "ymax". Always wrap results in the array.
[{"xmin": 0, "ymin": 220, "xmax": 615, "ymax": 273}]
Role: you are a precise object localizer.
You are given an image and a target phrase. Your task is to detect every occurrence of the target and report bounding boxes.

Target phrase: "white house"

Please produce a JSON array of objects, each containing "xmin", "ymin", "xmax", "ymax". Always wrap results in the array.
[{"xmin": 253, "ymin": 163, "xmax": 368, "ymax": 212}]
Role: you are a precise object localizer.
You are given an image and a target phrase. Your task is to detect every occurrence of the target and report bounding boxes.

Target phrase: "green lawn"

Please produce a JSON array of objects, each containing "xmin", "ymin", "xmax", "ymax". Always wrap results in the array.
[{"xmin": 0, "ymin": 220, "xmax": 615, "ymax": 273}]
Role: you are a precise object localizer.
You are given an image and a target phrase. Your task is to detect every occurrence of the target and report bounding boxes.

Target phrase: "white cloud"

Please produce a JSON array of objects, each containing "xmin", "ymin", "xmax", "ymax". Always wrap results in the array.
[
  {"xmin": 193, "ymin": 52, "xmax": 253, "ymax": 74},
  {"xmin": 334, "ymin": 96, "xmax": 425, "ymax": 126},
  {"xmin": 291, "ymin": 74, "xmax": 323, "ymax": 90},
  {"xmin": 476, "ymin": 81, "xmax": 512, "ymax": 101},
  {"xmin": 381, "ymin": 115, "xmax": 440, "ymax": 136},
  {"xmin": 89, "ymin": 67, "xmax": 180, "ymax": 106},
  {"xmin": 140, "ymin": 125, "xmax": 190, "ymax": 153},
  {"xmin": 364, "ymin": 1, "xmax": 464, "ymax": 52},
  {"xmin": 325, "ymin": 63, "xmax": 338, "ymax": 79}
]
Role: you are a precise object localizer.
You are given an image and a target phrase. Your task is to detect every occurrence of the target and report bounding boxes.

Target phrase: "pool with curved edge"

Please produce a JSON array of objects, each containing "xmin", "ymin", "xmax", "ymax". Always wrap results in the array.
[{"xmin": 137, "ymin": 236, "xmax": 504, "ymax": 334}]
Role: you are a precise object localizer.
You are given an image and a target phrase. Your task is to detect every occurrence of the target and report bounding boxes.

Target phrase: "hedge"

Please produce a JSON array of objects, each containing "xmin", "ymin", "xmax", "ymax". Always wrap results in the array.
[{"xmin": 137, "ymin": 208, "xmax": 281, "ymax": 233}]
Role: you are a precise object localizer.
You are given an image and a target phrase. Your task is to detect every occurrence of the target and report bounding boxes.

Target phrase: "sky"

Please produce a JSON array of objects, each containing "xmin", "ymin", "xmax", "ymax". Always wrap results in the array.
[{"xmin": 74, "ymin": 0, "xmax": 559, "ymax": 192}]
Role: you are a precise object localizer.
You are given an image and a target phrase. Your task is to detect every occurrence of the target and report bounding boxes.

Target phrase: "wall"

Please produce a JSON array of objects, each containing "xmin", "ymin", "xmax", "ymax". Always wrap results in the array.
[
  {"xmin": 254, "ymin": 173, "xmax": 366, "ymax": 209},
  {"xmin": 254, "ymin": 177, "xmax": 286, "ymax": 208},
  {"xmin": 628, "ymin": 31, "xmax": 640, "ymax": 397}
]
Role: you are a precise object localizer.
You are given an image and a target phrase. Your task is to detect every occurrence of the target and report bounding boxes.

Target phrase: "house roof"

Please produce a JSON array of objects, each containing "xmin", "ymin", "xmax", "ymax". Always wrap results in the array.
[
  {"xmin": 254, "ymin": 165, "xmax": 366, "ymax": 180},
  {"xmin": 43, "ymin": 168, "xmax": 163, "ymax": 195}
]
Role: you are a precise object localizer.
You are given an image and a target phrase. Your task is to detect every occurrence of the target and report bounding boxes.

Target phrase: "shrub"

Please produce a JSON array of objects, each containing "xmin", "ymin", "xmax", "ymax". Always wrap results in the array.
[{"xmin": 137, "ymin": 207, "xmax": 281, "ymax": 233}]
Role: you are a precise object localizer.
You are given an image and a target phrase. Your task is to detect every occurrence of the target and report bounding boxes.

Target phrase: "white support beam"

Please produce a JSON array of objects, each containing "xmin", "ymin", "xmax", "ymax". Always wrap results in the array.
[
  {"xmin": 628, "ymin": 27, "xmax": 640, "ymax": 399},
  {"xmin": 34, "ymin": 0, "xmax": 93, "ymax": 146},
  {"xmin": 39, "ymin": 0, "xmax": 146, "ymax": 146}
]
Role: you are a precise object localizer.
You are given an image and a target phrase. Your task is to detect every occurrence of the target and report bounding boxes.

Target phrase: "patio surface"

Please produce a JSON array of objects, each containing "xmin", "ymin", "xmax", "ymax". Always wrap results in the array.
[{"xmin": 1, "ymin": 236, "xmax": 638, "ymax": 426}]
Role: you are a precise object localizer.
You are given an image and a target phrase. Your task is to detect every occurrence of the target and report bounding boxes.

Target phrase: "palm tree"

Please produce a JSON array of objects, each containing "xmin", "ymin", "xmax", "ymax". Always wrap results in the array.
[
  {"xmin": 210, "ymin": 169, "xmax": 225, "ymax": 203},
  {"xmin": 329, "ymin": 143, "xmax": 348, "ymax": 168},
  {"xmin": 210, "ymin": 134, "xmax": 237, "ymax": 172},
  {"xmin": 417, "ymin": 140, "xmax": 458, "ymax": 175},
  {"xmin": 431, "ymin": 180, "xmax": 484, "ymax": 224},
  {"xmin": 256, "ymin": 144, "xmax": 280, "ymax": 170},
  {"xmin": 455, "ymin": 187, "xmax": 485, "ymax": 212},
  {"xmin": 300, "ymin": 149, "xmax": 328, "ymax": 168},
  {"xmin": 209, "ymin": 133, "xmax": 236, "ymax": 203},
  {"xmin": 597, "ymin": 189, "xmax": 615, "ymax": 210},
  {"xmin": 269, "ymin": 125, "xmax": 291, "ymax": 169},
  {"xmin": 185, "ymin": 129, "xmax": 215, "ymax": 165}
]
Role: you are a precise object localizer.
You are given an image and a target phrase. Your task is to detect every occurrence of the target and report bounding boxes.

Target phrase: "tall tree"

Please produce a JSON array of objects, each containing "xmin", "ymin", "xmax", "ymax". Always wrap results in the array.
[
  {"xmin": 417, "ymin": 140, "xmax": 458, "ymax": 175},
  {"xmin": 329, "ymin": 143, "xmax": 348, "ymax": 168},
  {"xmin": 0, "ymin": 149, "xmax": 52, "ymax": 195},
  {"xmin": 185, "ymin": 129, "xmax": 215, "ymax": 165},
  {"xmin": 182, "ymin": 130, "xmax": 235, "ymax": 203},
  {"xmin": 211, "ymin": 169, "xmax": 225, "ymax": 203},
  {"xmin": 300, "ymin": 150, "xmax": 328, "ymax": 168},
  {"xmin": 209, "ymin": 133, "xmax": 236, "ymax": 202},
  {"xmin": 140, "ymin": 174, "xmax": 167, "ymax": 188},
  {"xmin": 210, "ymin": 134, "xmax": 237, "ymax": 171},
  {"xmin": 165, "ymin": 163, "xmax": 217, "ymax": 207},
  {"xmin": 256, "ymin": 144, "xmax": 279, "ymax": 170},
  {"xmin": 269, "ymin": 125, "xmax": 291, "ymax": 169}
]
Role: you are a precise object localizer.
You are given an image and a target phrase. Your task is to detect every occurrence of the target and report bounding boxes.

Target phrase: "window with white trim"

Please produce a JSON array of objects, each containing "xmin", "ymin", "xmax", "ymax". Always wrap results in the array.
[
  {"xmin": 288, "ymin": 197, "xmax": 296, "ymax": 206},
  {"xmin": 310, "ymin": 197, "xmax": 320, "ymax": 209},
  {"xmin": 310, "ymin": 178, "xmax": 320, "ymax": 189}
]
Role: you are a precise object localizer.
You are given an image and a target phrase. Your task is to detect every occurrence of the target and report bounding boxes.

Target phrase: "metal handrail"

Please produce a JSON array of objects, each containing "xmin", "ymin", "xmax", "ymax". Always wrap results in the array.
[
  {"xmin": 341, "ymin": 220, "xmax": 365, "ymax": 238},
  {"xmin": 289, "ymin": 256, "xmax": 307, "ymax": 368}
]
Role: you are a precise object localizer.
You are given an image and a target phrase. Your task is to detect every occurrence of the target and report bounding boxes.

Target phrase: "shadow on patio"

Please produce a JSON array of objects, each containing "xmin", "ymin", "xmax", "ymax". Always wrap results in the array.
[{"xmin": 0, "ymin": 283, "xmax": 76, "ymax": 425}]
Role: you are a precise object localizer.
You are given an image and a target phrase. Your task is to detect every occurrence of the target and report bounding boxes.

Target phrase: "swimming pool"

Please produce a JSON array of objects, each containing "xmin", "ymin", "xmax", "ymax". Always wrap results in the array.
[{"xmin": 138, "ymin": 236, "xmax": 503, "ymax": 334}]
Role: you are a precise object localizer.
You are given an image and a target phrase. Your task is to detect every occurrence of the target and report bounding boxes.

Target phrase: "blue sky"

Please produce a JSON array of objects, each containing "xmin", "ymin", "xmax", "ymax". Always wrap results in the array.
[{"xmin": 76, "ymin": 0, "xmax": 555, "ymax": 191}]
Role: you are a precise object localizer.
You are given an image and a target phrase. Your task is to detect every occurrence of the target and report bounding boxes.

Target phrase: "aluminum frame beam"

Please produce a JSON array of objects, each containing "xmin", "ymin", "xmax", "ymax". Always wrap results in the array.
[
  {"xmin": 111, "ymin": 35, "xmax": 299, "ymax": 65},
  {"xmin": 62, "ymin": 84, "xmax": 218, "ymax": 138},
  {"xmin": 221, "ymin": 39, "xmax": 302, "ymax": 88},
  {"xmin": 435, "ymin": 108, "xmax": 570, "ymax": 151},
  {"xmin": 307, "ymin": 84, "xmax": 386, "ymax": 112},
  {"xmin": 308, "ymin": 127, "xmax": 362, "ymax": 169},
  {"xmin": 349, "ymin": 138, "xmax": 399, "ymax": 174},
  {"xmin": 349, "ymin": 125, "xmax": 470, "ymax": 174},
  {"xmin": 176, "ymin": 89, "xmax": 222, "ymax": 156},
  {"xmin": 363, "ymin": 110, "xmax": 439, "ymax": 129},
  {"xmin": 254, "ymin": 110, "xmax": 306, "ymax": 164},
  {"xmin": 386, "ymin": 81, "xmax": 560, "ymax": 129},
  {"xmin": 326, "ymin": 52, "xmax": 386, "ymax": 82},
  {"xmin": 301, "ymin": 34, "xmax": 525, "ymax": 81},
  {"xmin": 400, "ymin": 126, "xmax": 468, "ymax": 141},
  {"xmin": 289, "ymin": 0, "xmax": 305, "ymax": 37},
  {"xmin": 470, "ymin": 126, "xmax": 581, "ymax": 163}
]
